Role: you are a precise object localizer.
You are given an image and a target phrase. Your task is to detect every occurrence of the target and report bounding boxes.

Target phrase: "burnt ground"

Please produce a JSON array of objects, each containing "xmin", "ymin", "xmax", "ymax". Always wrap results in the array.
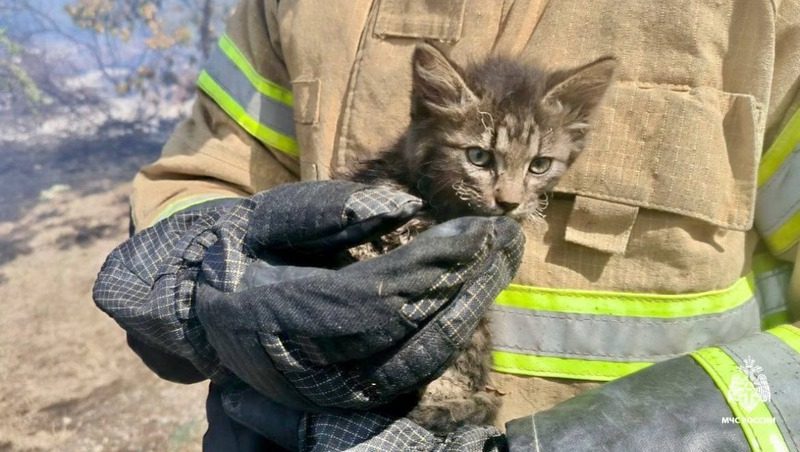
[{"xmin": 0, "ymin": 124, "xmax": 209, "ymax": 451}]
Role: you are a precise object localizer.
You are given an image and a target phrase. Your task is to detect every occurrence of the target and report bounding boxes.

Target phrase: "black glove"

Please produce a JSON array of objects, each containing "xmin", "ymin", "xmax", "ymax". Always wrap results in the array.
[
  {"xmin": 505, "ymin": 324, "xmax": 800, "ymax": 451},
  {"xmin": 217, "ymin": 383, "xmax": 506, "ymax": 451},
  {"xmin": 94, "ymin": 181, "xmax": 524, "ymax": 414}
]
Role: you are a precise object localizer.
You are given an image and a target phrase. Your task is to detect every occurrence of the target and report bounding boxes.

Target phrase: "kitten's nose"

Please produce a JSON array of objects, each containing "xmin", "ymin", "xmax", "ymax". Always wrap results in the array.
[{"xmin": 497, "ymin": 200, "xmax": 520, "ymax": 212}]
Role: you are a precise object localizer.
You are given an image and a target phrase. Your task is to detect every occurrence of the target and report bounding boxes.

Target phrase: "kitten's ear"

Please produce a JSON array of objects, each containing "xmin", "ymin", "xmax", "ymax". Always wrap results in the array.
[
  {"xmin": 411, "ymin": 44, "xmax": 477, "ymax": 118},
  {"xmin": 542, "ymin": 56, "xmax": 617, "ymax": 122}
]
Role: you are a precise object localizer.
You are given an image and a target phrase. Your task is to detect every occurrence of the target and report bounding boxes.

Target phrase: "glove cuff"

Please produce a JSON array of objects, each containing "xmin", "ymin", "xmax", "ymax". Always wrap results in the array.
[
  {"xmin": 299, "ymin": 411, "xmax": 505, "ymax": 451},
  {"xmin": 93, "ymin": 201, "xmax": 238, "ymax": 383}
]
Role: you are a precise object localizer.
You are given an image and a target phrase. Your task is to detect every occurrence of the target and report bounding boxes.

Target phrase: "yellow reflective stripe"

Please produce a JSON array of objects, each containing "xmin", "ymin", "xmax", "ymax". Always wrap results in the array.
[
  {"xmin": 491, "ymin": 350, "xmax": 652, "ymax": 381},
  {"xmin": 691, "ymin": 347, "xmax": 786, "ymax": 452},
  {"xmin": 759, "ymin": 107, "xmax": 800, "ymax": 188},
  {"xmin": 496, "ymin": 275, "xmax": 755, "ymax": 318},
  {"xmin": 198, "ymin": 71, "xmax": 299, "ymax": 157},
  {"xmin": 151, "ymin": 194, "xmax": 235, "ymax": 226},
  {"xmin": 762, "ymin": 311, "xmax": 791, "ymax": 330},
  {"xmin": 217, "ymin": 34, "xmax": 293, "ymax": 107},
  {"xmin": 764, "ymin": 210, "xmax": 800, "ymax": 255},
  {"xmin": 753, "ymin": 253, "xmax": 790, "ymax": 276},
  {"xmin": 766, "ymin": 324, "xmax": 800, "ymax": 355}
]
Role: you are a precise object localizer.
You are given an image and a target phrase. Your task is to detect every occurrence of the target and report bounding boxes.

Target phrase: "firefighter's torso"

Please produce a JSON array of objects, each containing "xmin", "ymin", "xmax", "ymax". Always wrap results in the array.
[{"xmin": 266, "ymin": 0, "xmax": 787, "ymax": 421}]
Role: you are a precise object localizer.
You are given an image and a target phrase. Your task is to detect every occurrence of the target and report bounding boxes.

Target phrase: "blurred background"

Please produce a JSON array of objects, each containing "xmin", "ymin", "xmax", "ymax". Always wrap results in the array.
[{"xmin": 0, "ymin": 1, "xmax": 236, "ymax": 450}]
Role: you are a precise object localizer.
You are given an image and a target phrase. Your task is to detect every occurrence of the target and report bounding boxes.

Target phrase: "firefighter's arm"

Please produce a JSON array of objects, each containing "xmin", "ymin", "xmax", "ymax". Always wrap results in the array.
[
  {"xmin": 758, "ymin": 102, "xmax": 800, "ymax": 322},
  {"xmin": 240, "ymin": 324, "xmax": 796, "ymax": 452},
  {"xmin": 121, "ymin": 0, "xmax": 301, "ymax": 382},
  {"xmin": 504, "ymin": 324, "xmax": 800, "ymax": 451},
  {"xmin": 757, "ymin": 97, "xmax": 800, "ymax": 317},
  {"xmin": 241, "ymin": 325, "xmax": 792, "ymax": 451},
  {"xmin": 757, "ymin": 0, "xmax": 800, "ymax": 318},
  {"xmin": 131, "ymin": 0, "xmax": 298, "ymax": 230}
]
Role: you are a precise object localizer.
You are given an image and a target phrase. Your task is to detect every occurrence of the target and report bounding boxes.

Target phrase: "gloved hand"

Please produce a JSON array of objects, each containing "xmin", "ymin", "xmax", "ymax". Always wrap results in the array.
[
  {"xmin": 217, "ymin": 383, "xmax": 506, "ymax": 451},
  {"xmin": 504, "ymin": 324, "xmax": 800, "ymax": 452},
  {"xmin": 94, "ymin": 181, "xmax": 524, "ymax": 415},
  {"xmin": 222, "ymin": 325, "xmax": 800, "ymax": 452}
]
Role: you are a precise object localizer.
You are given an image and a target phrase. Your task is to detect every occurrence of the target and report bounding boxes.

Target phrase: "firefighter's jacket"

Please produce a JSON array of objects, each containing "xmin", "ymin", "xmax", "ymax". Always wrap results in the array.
[{"xmin": 130, "ymin": 0, "xmax": 800, "ymax": 441}]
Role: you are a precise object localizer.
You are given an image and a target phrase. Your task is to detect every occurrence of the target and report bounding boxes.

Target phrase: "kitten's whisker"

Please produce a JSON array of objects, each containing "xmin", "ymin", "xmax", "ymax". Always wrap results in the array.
[
  {"xmin": 526, "ymin": 212, "xmax": 546, "ymax": 223},
  {"xmin": 525, "ymin": 192, "xmax": 550, "ymax": 223},
  {"xmin": 537, "ymin": 192, "xmax": 550, "ymax": 211}
]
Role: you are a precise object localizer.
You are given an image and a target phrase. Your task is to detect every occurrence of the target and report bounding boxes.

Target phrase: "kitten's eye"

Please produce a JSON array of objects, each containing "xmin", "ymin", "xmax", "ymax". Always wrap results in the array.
[
  {"xmin": 466, "ymin": 147, "xmax": 493, "ymax": 167},
  {"xmin": 529, "ymin": 157, "xmax": 553, "ymax": 174}
]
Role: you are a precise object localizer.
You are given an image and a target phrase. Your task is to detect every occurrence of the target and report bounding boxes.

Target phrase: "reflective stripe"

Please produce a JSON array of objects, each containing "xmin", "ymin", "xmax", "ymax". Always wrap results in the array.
[
  {"xmin": 216, "ymin": 34, "xmax": 293, "ymax": 107},
  {"xmin": 198, "ymin": 35, "xmax": 298, "ymax": 157},
  {"xmin": 754, "ymin": 254, "xmax": 793, "ymax": 329},
  {"xmin": 765, "ymin": 211, "xmax": 800, "ymax": 256},
  {"xmin": 490, "ymin": 291, "xmax": 760, "ymax": 375},
  {"xmin": 756, "ymin": 149, "xmax": 800, "ymax": 234},
  {"xmin": 152, "ymin": 194, "xmax": 236, "ymax": 226},
  {"xmin": 725, "ymin": 328, "xmax": 800, "ymax": 452},
  {"xmin": 756, "ymin": 147, "xmax": 800, "ymax": 254},
  {"xmin": 763, "ymin": 311, "xmax": 792, "ymax": 330},
  {"xmin": 205, "ymin": 37, "xmax": 295, "ymax": 136},
  {"xmin": 757, "ymin": 107, "xmax": 800, "ymax": 254},
  {"xmin": 511, "ymin": 357, "xmax": 750, "ymax": 451},
  {"xmin": 496, "ymin": 275, "xmax": 756, "ymax": 318},
  {"xmin": 491, "ymin": 350, "xmax": 651, "ymax": 381},
  {"xmin": 691, "ymin": 347, "xmax": 788, "ymax": 452},
  {"xmin": 759, "ymin": 108, "xmax": 800, "ymax": 187},
  {"xmin": 490, "ymin": 276, "xmax": 762, "ymax": 380},
  {"xmin": 767, "ymin": 324, "xmax": 800, "ymax": 356}
]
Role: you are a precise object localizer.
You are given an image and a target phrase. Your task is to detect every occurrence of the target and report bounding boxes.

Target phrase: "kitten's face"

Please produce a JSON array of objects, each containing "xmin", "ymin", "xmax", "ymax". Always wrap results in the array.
[
  {"xmin": 412, "ymin": 109, "xmax": 579, "ymax": 221},
  {"xmin": 405, "ymin": 45, "xmax": 616, "ymax": 222}
]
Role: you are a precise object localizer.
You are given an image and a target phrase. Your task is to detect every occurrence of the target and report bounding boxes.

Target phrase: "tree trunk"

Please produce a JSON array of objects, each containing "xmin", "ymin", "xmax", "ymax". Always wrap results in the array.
[{"xmin": 199, "ymin": 0, "xmax": 213, "ymax": 59}]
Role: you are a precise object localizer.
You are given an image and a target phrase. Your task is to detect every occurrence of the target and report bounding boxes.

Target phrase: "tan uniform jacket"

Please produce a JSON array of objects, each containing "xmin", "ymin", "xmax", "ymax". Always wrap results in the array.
[{"xmin": 132, "ymin": 0, "xmax": 800, "ymax": 425}]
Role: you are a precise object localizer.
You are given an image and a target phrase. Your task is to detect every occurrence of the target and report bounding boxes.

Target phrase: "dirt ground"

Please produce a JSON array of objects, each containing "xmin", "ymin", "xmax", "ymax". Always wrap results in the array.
[
  {"xmin": 0, "ymin": 132, "xmax": 209, "ymax": 451},
  {"xmin": 0, "ymin": 184, "xmax": 208, "ymax": 451}
]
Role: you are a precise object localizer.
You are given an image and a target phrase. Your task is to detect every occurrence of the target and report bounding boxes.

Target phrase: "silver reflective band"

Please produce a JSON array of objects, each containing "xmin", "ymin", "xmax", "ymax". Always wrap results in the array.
[
  {"xmin": 722, "ymin": 333, "xmax": 800, "ymax": 452},
  {"xmin": 755, "ymin": 264, "xmax": 792, "ymax": 320},
  {"xmin": 489, "ymin": 297, "xmax": 761, "ymax": 362},
  {"xmin": 204, "ymin": 43, "xmax": 296, "ymax": 139},
  {"xmin": 756, "ymin": 147, "xmax": 800, "ymax": 236}
]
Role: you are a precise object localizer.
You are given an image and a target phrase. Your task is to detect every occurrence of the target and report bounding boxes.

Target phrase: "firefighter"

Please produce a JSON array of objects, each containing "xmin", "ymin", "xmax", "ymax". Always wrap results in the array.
[{"xmin": 95, "ymin": 0, "xmax": 800, "ymax": 450}]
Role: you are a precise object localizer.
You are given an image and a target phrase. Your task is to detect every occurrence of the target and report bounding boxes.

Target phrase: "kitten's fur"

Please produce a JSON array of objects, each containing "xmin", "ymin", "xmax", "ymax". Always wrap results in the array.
[{"xmin": 345, "ymin": 44, "xmax": 616, "ymax": 434}]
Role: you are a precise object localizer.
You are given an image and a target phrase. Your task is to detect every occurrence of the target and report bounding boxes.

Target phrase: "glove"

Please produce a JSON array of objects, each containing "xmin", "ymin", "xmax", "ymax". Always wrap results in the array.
[
  {"xmin": 505, "ymin": 324, "xmax": 800, "ymax": 452},
  {"xmin": 300, "ymin": 411, "xmax": 506, "ymax": 452},
  {"xmin": 94, "ymin": 181, "xmax": 524, "ymax": 414},
  {"xmin": 218, "ymin": 383, "xmax": 506, "ymax": 451}
]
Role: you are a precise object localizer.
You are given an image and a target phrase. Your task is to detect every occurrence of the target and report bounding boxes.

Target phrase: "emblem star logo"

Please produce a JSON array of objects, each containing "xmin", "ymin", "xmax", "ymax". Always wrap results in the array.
[{"xmin": 727, "ymin": 356, "xmax": 771, "ymax": 414}]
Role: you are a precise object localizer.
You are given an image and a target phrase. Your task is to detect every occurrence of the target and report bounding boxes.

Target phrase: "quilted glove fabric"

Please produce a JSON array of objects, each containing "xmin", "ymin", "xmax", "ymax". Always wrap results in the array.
[{"xmin": 93, "ymin": 181, "xmax": 524, "ymax": 415}]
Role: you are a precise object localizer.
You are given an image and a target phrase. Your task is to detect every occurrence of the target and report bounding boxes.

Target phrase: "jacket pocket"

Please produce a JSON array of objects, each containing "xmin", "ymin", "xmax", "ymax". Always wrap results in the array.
[
  {"xmin": 557, "ymin": 83, "xmax": 762, "ymax": 231},
  {"xmin": 373, "ymin": 0, "xmax": 467, "ymax": 41}
]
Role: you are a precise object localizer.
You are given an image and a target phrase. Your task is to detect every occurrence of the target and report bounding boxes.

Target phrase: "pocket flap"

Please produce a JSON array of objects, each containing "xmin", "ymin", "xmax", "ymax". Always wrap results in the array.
[
  {"xmin": 556, "ymin": 83, "xmax": 761, "ymax": 231},
  {"xmin": 374, "ymin": 0, "xmax": 467, "ymax": 41},
  {"xmin": 565, "ymin": 196, "xmax": 640, "ymax": 255}
]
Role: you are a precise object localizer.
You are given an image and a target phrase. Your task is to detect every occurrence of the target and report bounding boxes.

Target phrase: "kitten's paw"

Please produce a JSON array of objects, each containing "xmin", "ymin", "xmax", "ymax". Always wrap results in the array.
[{"xmin": 408, "ymin": 390, "xmax": 502, "ymax": 434}]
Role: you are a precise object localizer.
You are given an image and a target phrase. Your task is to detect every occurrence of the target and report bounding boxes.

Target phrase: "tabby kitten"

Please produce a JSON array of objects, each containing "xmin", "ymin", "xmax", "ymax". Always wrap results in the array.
[{"xmin": 346, "ymin": 44, "xmax": 616, "ymax": 434}]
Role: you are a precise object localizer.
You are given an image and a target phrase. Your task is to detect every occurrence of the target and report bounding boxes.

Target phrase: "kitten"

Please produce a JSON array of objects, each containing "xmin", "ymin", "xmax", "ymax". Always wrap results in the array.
[{"xmin": 345, "ymin": 44, "xmax": 616, "ymax": 434}]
